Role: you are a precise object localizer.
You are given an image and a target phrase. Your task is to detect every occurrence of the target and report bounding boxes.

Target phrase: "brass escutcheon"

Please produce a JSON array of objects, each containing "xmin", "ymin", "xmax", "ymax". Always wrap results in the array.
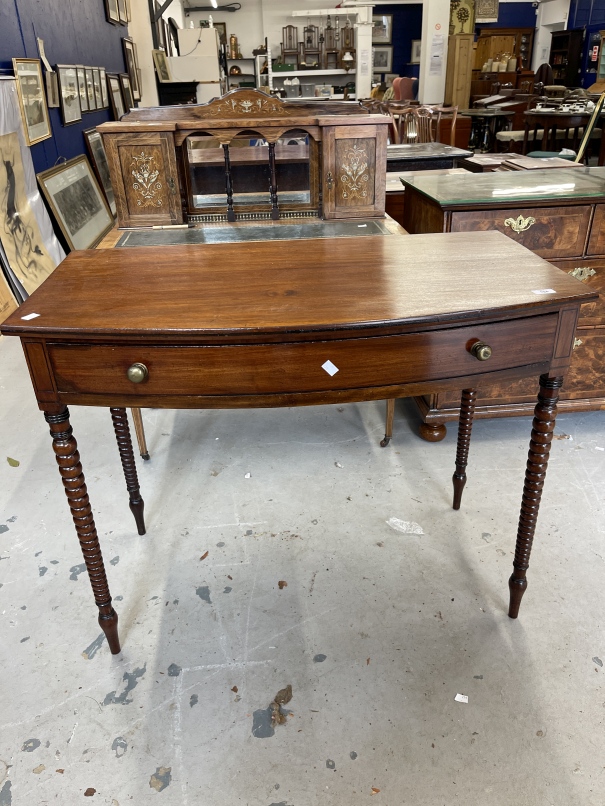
[
  {"xmin": 470, "ymin": 341, "xmax": 492, "ymax": 361},
  {"xmin": 568, "ymin": 266, "xmax": 597, "ymax": 282},
  {"xmin": 127, "ymin": 363, "xmax": 149, "ymax": 383},
  {"xmin": 326, "ymin": 171, "xmax": 334, "ymax": 189},
  {"xmin": 504, "ymin": 215, "xmax": 536, "ymax": 234},
  {"xmin": 573, "ymin": 337, "xmax": 583, "ymax": 350}
]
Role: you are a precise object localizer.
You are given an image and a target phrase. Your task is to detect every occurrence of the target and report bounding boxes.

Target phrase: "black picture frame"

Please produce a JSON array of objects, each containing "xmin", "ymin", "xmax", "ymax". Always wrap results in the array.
[
  {"xmin": 122, "ymin": 38, "xmax": 141, "ymax": 102},
  {"xmin": 119, "ymin": 73, "xmax": 134, "ymax": 111},
  {"xmin": 104, "ymin": 0, "xmax": 120, "ymax": 24},
  {"xmin": 83, "ymin": 127, "xmax": 116, "ymax": 217},
  {"xmin": 85, "ymin": 66, "xmax": 97, "ymax": 110},
  {"xmin": 76, "ymin": 65, "xmax": 88, "ymax": 112},
  {"xmin": 56, "ymin": 64, "xmax": 82, "ymax": 126},
  {"xmin": 106, "ymin": 72, "xmax": 125, "ymax": 119}
]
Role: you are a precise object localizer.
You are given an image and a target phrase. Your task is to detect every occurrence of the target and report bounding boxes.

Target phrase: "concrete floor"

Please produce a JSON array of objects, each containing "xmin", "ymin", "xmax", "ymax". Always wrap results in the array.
[{"xmin": 1, "ymin": 333, "xmax": 604, "ymax": 806}]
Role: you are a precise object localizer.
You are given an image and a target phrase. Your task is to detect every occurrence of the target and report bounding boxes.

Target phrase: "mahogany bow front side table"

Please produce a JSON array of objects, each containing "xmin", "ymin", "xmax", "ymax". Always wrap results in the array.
[{"xmin": 0, "ymin": 232, "xmax": 595, "ymax": 656}]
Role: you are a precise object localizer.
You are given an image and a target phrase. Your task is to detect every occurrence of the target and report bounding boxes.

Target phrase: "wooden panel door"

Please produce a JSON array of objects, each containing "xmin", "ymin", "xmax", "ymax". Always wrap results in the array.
[
  {"xmin": 103, "ymin": 132, "xmax": 183, "ymax": 227},
  {"xmin": 322, "ymin": 125, "xmax": 387, "ymax": 219}
]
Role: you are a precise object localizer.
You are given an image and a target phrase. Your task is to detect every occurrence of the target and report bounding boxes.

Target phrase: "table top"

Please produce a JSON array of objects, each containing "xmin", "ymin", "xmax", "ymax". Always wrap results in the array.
[
  {"xmin": 461, "ymin": 109, "xmax": 515, "ymax": 118},
  {"xmin": 2, "ymin": 233, "xmax": 593, "ymax": 342},
  {"xmin": 385, "ymin": 168, "xmax": 468, "ymax": 192},
  {"xmin": 401, "ymin": 166, "xmax": 605, "ymax": 205},
  {"xmin": 386, "ymin": 143, "xmax": 472, "ymax": 160}
]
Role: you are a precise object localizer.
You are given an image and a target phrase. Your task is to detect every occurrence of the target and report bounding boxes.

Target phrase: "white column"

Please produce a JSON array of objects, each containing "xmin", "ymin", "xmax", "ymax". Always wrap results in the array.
[
  {"xmin": 129, "ymin": 0, "xmax": 160, "ymax": 106},
  {"xmin": 354, "ymin": 5, "xmax": 374, "ymax": 100},
  {"xmin": 418, "ymin": 0, "xmax": 451, "ymax": 105}
]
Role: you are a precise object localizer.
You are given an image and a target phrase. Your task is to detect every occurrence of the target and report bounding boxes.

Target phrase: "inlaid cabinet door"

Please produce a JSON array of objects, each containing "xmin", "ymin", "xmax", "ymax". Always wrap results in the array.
[
  {"xmin": 102, "ymin": 132, "xmax": 183, "ymax": 227},
  {"xmin": 322, "ymin": 125, "xmax": 387, "ymax": 219}
]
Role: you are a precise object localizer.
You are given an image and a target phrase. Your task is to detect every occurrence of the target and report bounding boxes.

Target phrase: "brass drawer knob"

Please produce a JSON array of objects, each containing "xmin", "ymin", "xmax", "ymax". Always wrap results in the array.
[
  {"xmin": 470, "ymin": 342, "xmax": 492, "ymax": 361},
  {"xmin": 127, "ymin": 363, "xmax": 148, "ymax": 384}
]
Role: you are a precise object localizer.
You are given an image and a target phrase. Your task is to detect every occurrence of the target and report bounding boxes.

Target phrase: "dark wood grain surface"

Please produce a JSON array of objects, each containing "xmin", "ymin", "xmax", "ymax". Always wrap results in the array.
[{"xmin": 2, "ymin": 233, "xmax": 595, "ymax": 339}]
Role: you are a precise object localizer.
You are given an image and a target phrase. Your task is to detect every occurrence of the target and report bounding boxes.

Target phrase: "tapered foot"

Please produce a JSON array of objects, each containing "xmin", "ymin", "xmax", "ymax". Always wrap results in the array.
[
  {"xmin": 419, "ymin": 422, "xmax": 447, "ymax": 442},
  {"xmin": 111, "ymin": 408, "xmax": 146, "ymax": 536},
  {"xmin": 99, "ymin": 608, "xmax": 121, "ymax": 654},
  {"xmin": 45, "ymin": 407, "xmax": 120, "ymax": 655},
  {"xmin": 381, "ymin": 399, "xmax": 395, "ymax": 447},
  {"xmin": 452, "ymin": 389, "xmax": 477, "ymax": 510},
  {"xmin": 507, "ymin": 374, "xmax": 563, "ymax": 618}
]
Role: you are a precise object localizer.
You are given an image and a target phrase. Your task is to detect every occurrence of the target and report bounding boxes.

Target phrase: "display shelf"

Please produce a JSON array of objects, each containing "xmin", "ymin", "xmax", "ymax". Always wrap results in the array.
[{"xmin": 272, "ymin": 68, "xmax": 349, "ymax": 77}]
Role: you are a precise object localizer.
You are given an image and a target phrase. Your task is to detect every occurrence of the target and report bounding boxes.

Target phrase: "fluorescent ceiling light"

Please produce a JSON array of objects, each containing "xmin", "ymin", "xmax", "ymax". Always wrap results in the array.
[{"xmin": 210, "ymin": 0, "xmax": 217, "ymax": 6}]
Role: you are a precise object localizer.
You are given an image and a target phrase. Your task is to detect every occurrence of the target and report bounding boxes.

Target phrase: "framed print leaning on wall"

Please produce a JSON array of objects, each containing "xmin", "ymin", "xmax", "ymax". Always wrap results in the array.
[
  {"xmin": 83, "ymin": 128, "xmax": 116, "ymax": 217},
  {"xmin": 76, "ymin": 66, "xmax": 88, "ymax": 112},
  {"xmin": 57, "ymin": 65, "xmax": 82, "ymax": 126},
  {"xmin": 37, "ymin": 156, "xmax": 114, "ymax": 251},
  {"xmin": 106, "ymin": 73, "xmax": 125, "ymax": 119},
  {"xmin": 12, "ymin": 59, "xmax": 51, "ymax": 145}
]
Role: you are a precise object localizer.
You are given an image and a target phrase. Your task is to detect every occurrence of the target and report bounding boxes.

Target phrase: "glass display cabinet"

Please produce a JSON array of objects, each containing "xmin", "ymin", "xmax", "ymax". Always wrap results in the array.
[{"xmin": 98, "ymin": 89, "xmax": 389, "ymax": 226}]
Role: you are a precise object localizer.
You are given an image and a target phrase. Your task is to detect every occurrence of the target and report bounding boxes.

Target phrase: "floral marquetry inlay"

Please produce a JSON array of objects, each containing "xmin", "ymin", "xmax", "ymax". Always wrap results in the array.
[
  {"xmin": 339, "ymin": 143, "xmax": 370, "ymax": 201},
  {"xmin": 206, "ymin": 91, "xmax": 296, "ymax": 118},
  {"xmin": 131, "ymin": 151, "xmax": 163, "ymax": 207}
]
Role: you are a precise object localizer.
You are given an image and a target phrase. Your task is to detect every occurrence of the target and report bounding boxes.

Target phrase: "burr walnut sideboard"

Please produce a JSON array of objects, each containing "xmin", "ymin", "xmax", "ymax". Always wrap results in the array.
[
  {"xmin": 97, "ymin": 89, "xmax": 390, "ymax": 226},
  {"xmin": 402, "ymin": 168, "xmax": 605, "ymax": 440},
  {"xmin": 0, "ymin": 232, "xmax": 596, "ymax": 655}
]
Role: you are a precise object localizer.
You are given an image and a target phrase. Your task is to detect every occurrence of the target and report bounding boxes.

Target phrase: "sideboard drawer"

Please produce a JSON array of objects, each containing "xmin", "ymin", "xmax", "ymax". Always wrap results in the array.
[
  {"xmin": 549, "ymin": 258, "xmax": 605, "ymax": 327},
  {"xmin": 450, "ymin": 205, "xmax": 591, "ymax": 259},
  {"xmin": 48, "ymin": 315, "xmax": 558, "ymax": 397}
]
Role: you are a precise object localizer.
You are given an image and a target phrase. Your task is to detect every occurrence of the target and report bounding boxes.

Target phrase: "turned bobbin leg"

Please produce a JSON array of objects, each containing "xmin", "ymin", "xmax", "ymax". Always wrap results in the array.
[
  {"xmin": 131, "ymin": 407, "xmax": 150, "ymax": 460},
  {"xmin": 380, "ymin": 399, "xmax": 395, "ymax": 447},
  {"xmin": 110, "ymin": 408, "xmax": 146, "ymax": 536},
  {"xmin": 508, "ymin": 374, "xmax": 563, "ymax": 619},
  {"xmin": 222, "ymin": 143, "xmax": 236, "ymax": 222},
  {"xmin": 452, "ymin": 388, "xmax": 477, "ymax": 510},
  {"xmin": 45, "ymin": 408, "xmax": 120, "ymax": 654},
  {"xmin": 268, "ymin": 141, "xmax": 280, "ymax": 220}
]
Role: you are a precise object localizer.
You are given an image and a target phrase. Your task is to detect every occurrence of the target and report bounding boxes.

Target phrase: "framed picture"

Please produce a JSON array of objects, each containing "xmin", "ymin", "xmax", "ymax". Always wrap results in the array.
[
  {"xmin": 83, "ymin": 128, "xmax": 116, "ymax": 217},
  {"xmin": 45, "ymin": 70, "xmax": 60, "ymax": 108},
  {"xmin": 373, "ymin": 46, "xmax": 393, "ymax": 73},
  {"xmin": 99, "ymin": 68, "xmax": 109, "ymax": 108},
  {"xmin": 384, "ymin": 73, "xmax": 399, "ymax": 87},
  {"xmin": 12, "ymin": 58, "xmax": 51, "ymax": 145},
  {"xmin": 152, "ymin": 49, "xmax": 172, "ymax": 83},
  {"xmin": 106, "ymin": 73, "xmax": 125, "ymax": 119},
  {"xmin": 411, "ymin": 40, "xmax": 421, "ymax": 64},
  {"xmin": 56, "ymin": 65, "xmax": 82, "ymax": 126},
  {"xmin": 76, "ymin": 66, "xmax": 88, "ymax": 112},
  {"xmin": 92, "ymin": 68, "xmax": 103, "ymax": 110},
  {"xmin": 104, "ymin": 0, "xmax": 119, "ymax": 24},
  {"xmin": 214, "ymin": 22, "xmax": 227, "ymax": 47},
  {"xmin": 119, "ymin": 73, "xmax": 134, "ymax": 111},
  {"xmin": 167, "ymin": 18, "xmax": 180, "ymax": 56},
  {"xmin": 372, "ymin": 15, "xmax": 392, "ymax": 45},
  {"xmin": 85, "ymin": 67, "xmax": 97, "ymax": 111},
  {"xmin": 37, "ymin": 156, "xmax": 114, "ymax": 251},
  {"xmin": 118, "ymin": 0, "xmax": 128, "ymax": 24},
  {"xmin": 122, "ymin": 38, "xmax": 141, "ymax": 102}
]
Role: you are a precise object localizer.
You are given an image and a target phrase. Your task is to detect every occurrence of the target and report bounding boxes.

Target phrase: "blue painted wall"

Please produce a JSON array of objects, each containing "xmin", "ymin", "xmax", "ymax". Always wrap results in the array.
[
  {"xmin": 569, "ymin": 0, "xmax": 605, "ymax": 86},
  {"xmin": 373, "ymin": 4, "xmax": 423, "ymax": 79},
  {"xmin": 474, "ymin": 2, "xmax": 538, "ymax": 31},
  {"xmin": 0, "ymin": 0, "xmax": 126, "ymax": 174}
]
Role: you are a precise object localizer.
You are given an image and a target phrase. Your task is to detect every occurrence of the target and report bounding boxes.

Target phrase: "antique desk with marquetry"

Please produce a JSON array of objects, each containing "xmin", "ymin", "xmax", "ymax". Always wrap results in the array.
[
  {"xmin": 97, "ymin": 88, "xmax": 390, "ymax": 225},
  {"xmin": 0, "ymin": 232, "xmax": 595, "ymax": 656},
  {"xmin": 402, "ymin": 168, "xmax": 605, "ymax": 440}
]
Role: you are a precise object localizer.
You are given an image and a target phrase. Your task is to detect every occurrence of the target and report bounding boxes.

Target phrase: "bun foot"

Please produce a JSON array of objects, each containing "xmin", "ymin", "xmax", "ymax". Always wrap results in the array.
[{"xmin": 419, "ymin": 422, "xmax": 447, "ymax": 442}]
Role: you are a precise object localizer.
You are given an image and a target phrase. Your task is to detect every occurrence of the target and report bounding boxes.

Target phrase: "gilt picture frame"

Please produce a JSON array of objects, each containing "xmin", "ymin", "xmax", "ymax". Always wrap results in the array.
[{"xmin": 12, "ymin": 58, "xmax": 52, "ymax": 145}]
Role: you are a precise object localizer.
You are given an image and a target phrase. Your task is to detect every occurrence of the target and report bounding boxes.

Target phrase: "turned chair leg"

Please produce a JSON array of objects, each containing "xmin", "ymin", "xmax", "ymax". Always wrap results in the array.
[
  {"xmin": 452, "ymin": 389, "xmax": 477, "ymax": 510},
  {"xmin": 508, "ymin": 375, "xmax": 563, "ymax": 618},
  {"xmin": 45, "ymin": 408, "xmax": 120, "ymax": 654},
  {"xmin": 381, "ymin": 399, "xmax": 395, "ymax": 447},
  {"xmin": 110, "ymin": 408, "xmax": 146, "ymax": 536},
  {"xmin": 131, "ymin": 407, "xmax": 150, "ymax": 460}
]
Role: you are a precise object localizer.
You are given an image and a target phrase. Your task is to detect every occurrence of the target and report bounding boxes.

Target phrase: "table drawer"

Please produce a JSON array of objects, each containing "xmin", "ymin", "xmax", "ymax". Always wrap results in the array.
[
  {"xmin": 450, "ymin": 206, "xmax": 591, "ymax": 259},
  {"xmin": 48, "ymin": 315, "xmax": 558, "ymax": 397}
]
